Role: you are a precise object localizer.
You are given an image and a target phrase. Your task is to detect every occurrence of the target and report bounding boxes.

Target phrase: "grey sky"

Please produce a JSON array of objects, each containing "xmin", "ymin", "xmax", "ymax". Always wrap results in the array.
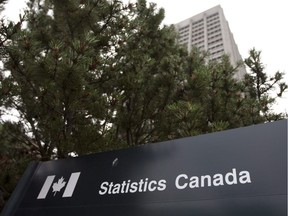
[{"xmin": 3, "ymin": 0, "xmax": 288, "ymax": 113}]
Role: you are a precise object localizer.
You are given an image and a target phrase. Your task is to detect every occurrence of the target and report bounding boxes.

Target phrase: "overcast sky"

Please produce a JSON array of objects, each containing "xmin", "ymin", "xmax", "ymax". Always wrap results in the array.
[
  {"xmin": 3, "ymin": 0, "xmax": 288, "ymax": 113},
  {"xmin": 148, "ymin": 0, "xmax": 288, "ymax": 113}
]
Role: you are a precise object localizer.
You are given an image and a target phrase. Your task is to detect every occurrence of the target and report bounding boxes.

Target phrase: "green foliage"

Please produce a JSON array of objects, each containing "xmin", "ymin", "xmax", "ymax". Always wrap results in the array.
[
  {"xmin": 0, "ymin": 0, "xmax": 7, "ymax": 12},
  {"xmin": 0, "ymin": 122, "xmax": 37, "ymax": 211},
  {"xmin": 244, "ymin": 48, "xmax": 288, "ymax": 122},
  {"xmin": 2, "ymin": 0, "xmax": 132, "ymax": 159},
  {"xmin": 0, "ymin": 0, "xmax": 188, "ymax": 159},
  {"xmin": 0, "ymin": 0, "xmax": 287, "ymax": 212},
  {"xmin": 105, "ymin": 2, "xmax": 187, "ymax": 146},
  {"xmin": 153, "ymin": 50, "xmax": 287, "ymax": 141}
]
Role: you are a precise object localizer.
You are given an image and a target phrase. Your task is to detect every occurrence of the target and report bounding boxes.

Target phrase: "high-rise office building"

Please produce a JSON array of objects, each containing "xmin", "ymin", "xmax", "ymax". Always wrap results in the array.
[{"xmin": 174, "ymin": 5, "xmax": 246, "ymax": 79}]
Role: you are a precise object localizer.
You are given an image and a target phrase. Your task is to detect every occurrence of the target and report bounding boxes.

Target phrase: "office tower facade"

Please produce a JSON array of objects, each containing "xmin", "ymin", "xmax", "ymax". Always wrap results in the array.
[{"xmin": 174, "ymin": 5, "xmax": 246, "ymax": 79}]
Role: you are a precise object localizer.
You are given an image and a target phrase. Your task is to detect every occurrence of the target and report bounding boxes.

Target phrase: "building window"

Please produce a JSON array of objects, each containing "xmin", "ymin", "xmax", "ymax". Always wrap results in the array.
[
  {"xmin": 192, "ymin": 19, "xmax": 204, "ymax": 25},
  {"xmin": 207, "ymin": 24, "xmax": 221, "ymax": 32},
  {"xmin": 207, "ymin": 12, "xmax": 219, "ymax": 20},
  {"xmin": 207, "ymin": 28, "xmax": 221, "ymax": 36},
  {"xmin": 208, "ymin": 38, "xmax": 223, "ymax": 46},
  {"xmin": 208, "ymin": 33, "xmax": 222, "ymax": 41},
  {"xmin": 207, "ymin": 20, "xmax": 220, "ymax": 27}
]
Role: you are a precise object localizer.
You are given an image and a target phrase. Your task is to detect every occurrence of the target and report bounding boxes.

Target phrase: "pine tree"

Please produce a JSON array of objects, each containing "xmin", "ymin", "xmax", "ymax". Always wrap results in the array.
[
  {"xmin": 2, "ymin": 0, "xmax": 125, "ymax": 159},
  {"xmin": 1, "ymin": 0, "xmax": 187, "ymax": 159},
  {"xmin": 105, "ymin": 0, "xmax": 187, "ymax": 146},
  {"xmin": 153, "ymin": 49, "xmax": 287, "ymax": 140},
  {"xmin": 244, "ymin": 48, "xmax": 288, "ymax": 122},
  {"xmin": 0, "ymin": 0, "xmax": 287, "ymax": 212}
]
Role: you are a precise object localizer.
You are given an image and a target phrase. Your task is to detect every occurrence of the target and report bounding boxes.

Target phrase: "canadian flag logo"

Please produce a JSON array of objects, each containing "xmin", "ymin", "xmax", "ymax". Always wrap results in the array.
[{"xmin": 37, "ymin": 172, "xmax": 81, "ymax": 199}]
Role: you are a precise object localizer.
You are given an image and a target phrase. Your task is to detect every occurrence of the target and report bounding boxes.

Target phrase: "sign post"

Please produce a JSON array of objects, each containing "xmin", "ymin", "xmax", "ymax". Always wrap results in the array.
[{"xmin": 2, "ymin": 120, "xmax": 288, "ymax": 216}]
